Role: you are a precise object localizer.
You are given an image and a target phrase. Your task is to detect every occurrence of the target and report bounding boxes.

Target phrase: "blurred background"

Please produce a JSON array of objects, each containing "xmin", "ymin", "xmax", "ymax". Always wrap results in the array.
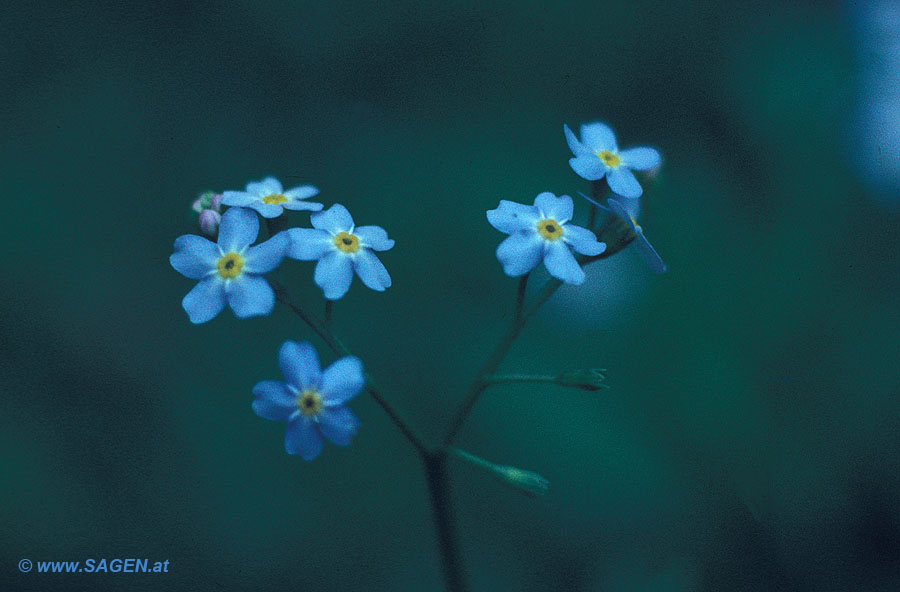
[{"xmin": 2, "ymin": 0, "xmax": 899, "ymax": 590}]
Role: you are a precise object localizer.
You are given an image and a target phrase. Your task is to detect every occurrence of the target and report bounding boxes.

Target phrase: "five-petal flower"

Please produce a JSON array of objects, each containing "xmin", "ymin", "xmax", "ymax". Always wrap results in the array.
[
  {"xmin": 578, "ymin": 191, "xmax": 667, "ymax": 273},
  {"xmin": 487, "ymin": 192, "xmax": 606, "ymax": 285},
  {"xmin": 252, "ymin": 341, "xmax": 364, "ymax": 460},
  {"xmin": 170, "ymin": 207, "xmax": 289, "ymax": 323},
  {"xmin": 564, "ymin": 122, "xmax": 661, "ymax": 199},
  {"xmin": 222, "ymin": 176, "xmax": 323, "ymax": 218},
  {"xmin": 286, "ymin": 204, "xmax": 394, "ymax": 300}
]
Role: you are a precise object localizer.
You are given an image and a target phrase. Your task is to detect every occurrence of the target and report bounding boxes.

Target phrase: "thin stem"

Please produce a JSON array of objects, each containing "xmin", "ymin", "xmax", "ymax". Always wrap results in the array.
[
  {"xmin": 442, "ymin": 276, "xmax": 564, "ymax": 446},
  {"xmin": 514, "ymin": 274, "xmax": 529, "ymax": 322},
  {"xmin": 483, "ymin": 374, "xmax": 556, "ymax": 385},
  {"xmin": 424, "ymin": 451, "xmax": 469, "ymax": 592},
  {"xmin": 274, "ymin": 285, "xmax": 428, "ymax": 456}
]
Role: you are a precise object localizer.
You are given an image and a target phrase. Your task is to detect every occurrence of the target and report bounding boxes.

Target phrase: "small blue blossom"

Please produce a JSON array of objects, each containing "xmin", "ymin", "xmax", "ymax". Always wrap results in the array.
[
  {"xmin": 222, "ymin": 176, "xmax": 323, "ymax": 218},
  {"xmin": 578, "ymin": 191, "xmax": 667, "ymax": 274},
  {"xmin": 252, "ymin": 341, "xmax": 364, "ymax": 461},
  {"xmin": 564, "ymin": 122, "xmax": 661, "ymax": 199},
  {"xmin": 169, "ymin": 207, "xmax": 289, "ymax": 323},
  {"xmin": 487, "ymin": 192, "xmax": 606, "ymax": 285},
  {"xmin": 286, "ymin": 204, "xmax": 394, "ymax": 300}
]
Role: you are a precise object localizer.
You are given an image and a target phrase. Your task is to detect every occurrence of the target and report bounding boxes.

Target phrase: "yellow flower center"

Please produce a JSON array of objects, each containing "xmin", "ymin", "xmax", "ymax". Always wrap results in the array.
[
  {"xmin": 296, "ymin": 390, "xmax": 323, "ymax": 417},
  {"xmin": 333, "ymin": 231, "xmax": 360, "ymax": 254},
  {"xmin": 216, "ymin": 252, "xmax": 244, "ymax": 279},
  {"xmin": 537, "ymin": 219, "xmax": 563, "ymax": 241},
  {"xmin": 595, "ymin": 150, "xmax": 621, "ymax": 168},
  {"xmin": 262, "ymin": 193, "xmax": 288, "ymax": 204}
]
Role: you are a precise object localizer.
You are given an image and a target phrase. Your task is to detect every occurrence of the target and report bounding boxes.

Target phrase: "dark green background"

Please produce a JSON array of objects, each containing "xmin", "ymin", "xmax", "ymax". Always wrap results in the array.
[{"xmin": 3, "ymin": 1, "xmax": 898, "ymax": 590}]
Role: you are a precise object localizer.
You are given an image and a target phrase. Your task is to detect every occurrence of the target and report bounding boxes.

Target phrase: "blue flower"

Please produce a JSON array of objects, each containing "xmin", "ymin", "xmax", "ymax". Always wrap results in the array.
[
  {"xmin": 252, "ymin": 341, "xmax": 364, "ymax": 461},
  {"xmin": 221, "ymin": 176, "xmax": 323, "ymax": 218},
  {"xmin": 169, "ymin": 207, "xmax": 289, "ymax": 323},
  {"xmin": 577, "ymin": 191, "xmax": 667, "ymax": 274},
  {"xmin": 286, "ymin": 204, "xmax": 394, "ymax": 300},
  {"xmin": 564, "ymin": 122, "xmax": 661, "ymax": 199},
  {"xmin": 486, "ymin": 192, "xmax": 606, "ymax": 285}
]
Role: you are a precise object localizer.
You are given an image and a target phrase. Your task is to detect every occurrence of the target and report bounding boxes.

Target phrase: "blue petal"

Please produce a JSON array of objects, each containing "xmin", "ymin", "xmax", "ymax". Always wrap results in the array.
[
  {"xmin": 221, "ymin": 190, "xmax": 255, "ymax": 207},
  {"xmin": 563, "ymin": 224, "xmax": 606, "ymax": 256},
  {"xmin": 619, "ymin": 147, "xmax": 661, "ymax": 171},
  {"xmin": 543, "ymin": 241, "xmax": 585, "ymax": 285},
  {"xmin": 311, "ymin": 203, "xmax": 354, "ymax": 233},
  {"xmin": 564, "ymin": 124, "xmax": 591, "ymax": 156},
  {"xmin": 246, "ymin": 201, "xmax": 285, "ymax": 219},
  {"xmin": 534, "ymin": 192, "xmax": 573, "ymax": 223},
  {"xmin": 634, "ymin": 230, "xmax": 668, "ymax": 274},
  {"xmin": 182, "ymin": 277, "xmax": 226, "ymax": 324},
  {"xmin": 251, "ymin": 381, "xmax": 297, "ymax": 421},
  {"xmin": 317, "ymin": 406, "xmax": 360, "ymax": 446},
  {"xmin": 606, "ymin": 198, "xmax": 639, "ymax": 228},
  {"xmin": 246, "ymin": 176, "xmax": 283, "ymax": 196},
  {"xmin": 243, "ymin": 232, "xmax": 288, "ymax": 274},
  {"xmin": 321, "ymin": 356, "xmax": 365, "ymax": 405},
  {"xmin": 355, "ymin": 225, "xmax": 395, "ymax": 251},
  {"xmin": 580, "ymin": 121, "xmax": 617, "ymax": 152},
  {"xmin": 282, "ymin": 200, "xmax": 324, "ymax": 212},
  {"xmin": 170, "ymin": 235, "xmax": 218, "ymax": 279},
  {"xmin": 314, "ymin": 251, "xmax": 354, "ymax": 300},
  {"xmin": 496, "ymin": 231, "xmax": 543, "ymax": 277},
  {"xmin": 284, "ymin": 417, "xmax": 323, "ymax": 460},
  {"xmin": 569, "ymin": 154, "xmax": 605, "ymax": 181},
  {"xmin": 353, "ymin": 250, "xmax": 391, "ymax": 291},
  {"xmin": 226, "ymin": 275, "xmax": 275, "ymax": 318},
  {"xmin": 217, "ymin": 207, "xmax": 259, "ymax": 252},
  {"xmin": 486, "ymin": 201, "xmax": 539, "ymax": 234},
  {"xmin": 286, "ymin": 228, "xmax": 333, "ymax": 260},
  {"xmin": 607, "ymin": 167, "xmax": 643, "ymax": 199},
  {"xmin": 279, "ymin": 341, "xmax": 321, "ymax": 391},
  {"xmin": 284, "ymin": 185, "xmax": 320, "ymax": 200}
]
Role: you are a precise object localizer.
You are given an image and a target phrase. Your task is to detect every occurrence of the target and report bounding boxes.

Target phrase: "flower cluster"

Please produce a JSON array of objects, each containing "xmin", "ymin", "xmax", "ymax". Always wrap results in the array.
[{"xmin": 169, "ymin": 119, "xmax": 665, "ymax": 462}]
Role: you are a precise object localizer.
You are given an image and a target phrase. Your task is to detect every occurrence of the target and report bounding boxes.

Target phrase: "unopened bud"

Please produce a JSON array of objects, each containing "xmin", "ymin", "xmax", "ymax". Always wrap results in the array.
[
  {"xmin": 191, "ymin": 190, "xmax": 218, "ymax": 214},
  {"xmin": 198, "ymin": 209, "xmax": 221, "ymax": 237},
  {"xmin": 556, "ymin": 368, "xmax": 608, "ymax": 391},
  {"xmin": 209, "ymin": 192, "xmax": 223, "ymax": 211},
  {"xmin": 497, "ymin": 467, "xmax": 550, "ymax": 497},
  {"xmin": 451, "ymin": 448, "xmax": 549, "ymax": 498}
]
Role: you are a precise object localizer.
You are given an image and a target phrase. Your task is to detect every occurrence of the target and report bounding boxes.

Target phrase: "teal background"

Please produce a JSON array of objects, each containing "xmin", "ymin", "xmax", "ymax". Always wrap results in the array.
[{"xmin": 3, "ymin": 1, "xmax": 899, "ymax": 590}]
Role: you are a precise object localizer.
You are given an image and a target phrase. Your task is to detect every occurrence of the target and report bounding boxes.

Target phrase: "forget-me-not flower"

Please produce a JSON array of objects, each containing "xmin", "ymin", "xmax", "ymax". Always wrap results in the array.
[
  {"xmin": 252, "ymin": 341, "xmax": 364, "ymax": 461},
  {"xmin": 578, "ymin": 191, "xmax": 667, "ymax": 274},
  {"xmin": 564, "ymin": 122, "xmax": 661, "ymax": 199},
  {"xmin": 170, "ymin": 207, "xmax": 289, "ymax": 323},
  {"xmin": 222, "ymin": 176, "xmax": 323, "ymax": 218},
  {"xmin": 286, "ymin": 204, "xmax": 394, "ymax": 300},
  {"xmin": 487, "ymin": 192, "xmax": 606, "ymax": 285}
]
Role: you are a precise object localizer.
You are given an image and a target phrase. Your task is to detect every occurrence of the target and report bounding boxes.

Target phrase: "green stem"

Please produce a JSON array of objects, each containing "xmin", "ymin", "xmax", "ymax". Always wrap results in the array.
[
  {"xmin": 483, "ymin": 374, "xmax": 556, "ymax": 385},
  {"xmin": 514, "ymin": 274, "xmax": 528, "ymax": 322},
  {"xmin": 424, "ymin": 451, "xmax": 469, "ymax": 592},
  {"xmin": 441, "ymin": 276, "xmax": 564, "ymax": 446}
]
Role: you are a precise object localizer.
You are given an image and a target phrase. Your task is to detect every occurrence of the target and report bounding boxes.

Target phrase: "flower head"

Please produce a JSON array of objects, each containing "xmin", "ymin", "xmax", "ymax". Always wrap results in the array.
[
  {"xmin": 486, "ymin": 192, "xmax": 606, "ymax": 285},
  {"xmin": 252, "ymin": 341, "xmax": 364, "ymax": 461},
  {"xmin": 222, "ymin": 176, "xmax": 323, "ymax": 219},
  {"xmin": 286, "ymin": 204, "xmax": 394, "ymax": 300},
  {"xmin": 564, "ymin": 122, "xmax": 661, "ymax": 198},
  {"xmin": 169, "ymin": 207, "xmax": 289, "ymax": 323},
  {"xmin": 577, "ymin": 191, "xmax": 667, "ymax": 273}
]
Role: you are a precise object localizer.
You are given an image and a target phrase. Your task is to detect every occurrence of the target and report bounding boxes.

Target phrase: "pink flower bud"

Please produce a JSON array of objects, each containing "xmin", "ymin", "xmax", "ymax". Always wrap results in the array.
[
  {"xmin": 209, "ymin": 193, "xmax": 223, "ymax": 211},
  {"xmin": 198, "ymin": 209, "xmax": 221, "ymax": 237}
]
